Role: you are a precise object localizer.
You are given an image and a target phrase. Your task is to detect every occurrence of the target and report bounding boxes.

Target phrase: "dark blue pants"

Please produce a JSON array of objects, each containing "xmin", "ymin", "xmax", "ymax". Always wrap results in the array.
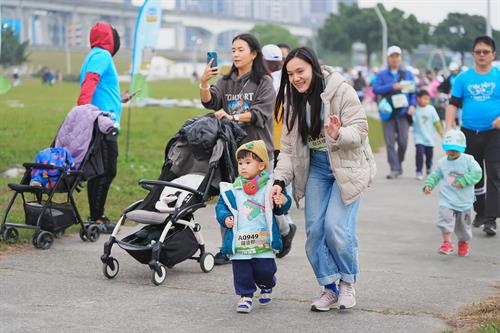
[
  {"xmin": 232, "ymin": 258, "xmax": 277, "ymax": 297},
  {"xmin": 415, "ymin": 144, "xmax": 433, "ymax": 173}
]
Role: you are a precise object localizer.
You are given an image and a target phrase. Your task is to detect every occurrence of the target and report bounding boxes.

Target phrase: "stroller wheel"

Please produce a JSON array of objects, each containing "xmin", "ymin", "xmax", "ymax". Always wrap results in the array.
[
  {"xmin": 87, "ymin": 225, "xmax": 100, "ymax": 242},
  {"xmin": 54, "ymin": 230, "xmax": 65, "ymax": 239},
  {"xmin": 151, "ymin": 264, "xmax": 167, "ymax": 286},
  {"xmin": 103, "ymin": 257, "xmax": 119, "ymax": 279},
  {"xmin": 200, "ymin": 252, "xmax": 215, "ymax": 273},
  {"xmin": 3, "ymin": 227, "xmax": 20, "ymax": 243},
  {"xmin": 36, "ymin": 231, "xmax": 54, "ymax": 250},
  {"xmin": 31, "ymin": 234, "xmax": 39, "ymax": 247},
  {"xmin": 79, "ymin": 227, "xmax": 88, "ymax": 242}
]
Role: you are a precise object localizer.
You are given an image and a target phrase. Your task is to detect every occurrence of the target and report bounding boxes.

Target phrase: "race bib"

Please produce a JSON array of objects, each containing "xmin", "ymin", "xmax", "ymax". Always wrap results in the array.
[
  {"xmin": 400, "ymin": 80, "xmax": 416, "ymax": 94},
  {"xmin": 307, "ymin": 133, "xmax": 328, "ymax": 151},
  {"xmin": 391, "ymin": 93, "xmax": 409, "ymax": 109},
  {"xmin": 235, "ymin": 228, "xmax": 272, "ymax": 255}
]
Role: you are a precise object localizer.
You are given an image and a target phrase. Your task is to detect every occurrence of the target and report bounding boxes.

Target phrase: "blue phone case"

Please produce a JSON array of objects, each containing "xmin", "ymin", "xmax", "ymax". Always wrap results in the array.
[{"xmin": 207, "ymin": 52, "xmax": 218, "ymax": 67}]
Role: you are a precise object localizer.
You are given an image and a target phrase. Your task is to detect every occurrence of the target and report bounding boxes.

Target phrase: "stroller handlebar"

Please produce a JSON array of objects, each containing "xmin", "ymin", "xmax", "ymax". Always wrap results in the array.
[
  {"xmin": 23, "ymin": 163, "xmax": 66, "ymax": 171},
  {"xmin": 139, "ymin": 180, "xmax": 204, "ymax": 198}
]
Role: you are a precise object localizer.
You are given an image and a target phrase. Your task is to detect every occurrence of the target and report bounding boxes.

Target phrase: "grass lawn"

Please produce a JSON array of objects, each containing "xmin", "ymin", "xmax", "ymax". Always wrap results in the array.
[
  {"xmin": 26, "ymin": 49, "xmax": 132, "ymax": 75},
  {"xmin": 0, "ymin": 77, "xmax": 384, "ymax": 247}
]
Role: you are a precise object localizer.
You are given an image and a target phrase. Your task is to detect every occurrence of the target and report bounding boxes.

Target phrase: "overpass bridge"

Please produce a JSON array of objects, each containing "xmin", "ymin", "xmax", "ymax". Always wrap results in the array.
[{"xmin": 1, "ymin": 0, "xmax": 314, "ymax": 52}]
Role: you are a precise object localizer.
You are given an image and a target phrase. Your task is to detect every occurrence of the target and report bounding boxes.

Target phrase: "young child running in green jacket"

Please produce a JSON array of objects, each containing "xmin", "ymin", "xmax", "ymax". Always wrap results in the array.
[{"xmin": 423, "ymin": 129, "xmax": 482, "ymax": 257}]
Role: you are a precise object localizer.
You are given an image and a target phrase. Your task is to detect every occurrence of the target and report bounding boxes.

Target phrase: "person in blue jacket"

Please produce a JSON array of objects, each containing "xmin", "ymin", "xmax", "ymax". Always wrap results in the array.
[
  {"xmin": 216, "ymin": 140, "xmax": 290, "ymax": 314},
  {"xmin": 77, "ymin": 22, "xmax": 132, "ymax": 233},
  {"xmin": 373, "ymin": 45, "xmax": 417, "ymax": 179}
]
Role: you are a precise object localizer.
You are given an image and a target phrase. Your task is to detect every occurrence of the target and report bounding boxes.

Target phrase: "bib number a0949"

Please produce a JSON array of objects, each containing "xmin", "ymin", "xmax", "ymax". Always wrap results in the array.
[{"xmin": 235, "ymin": 229, "xmax": 272, "ymax": 255}]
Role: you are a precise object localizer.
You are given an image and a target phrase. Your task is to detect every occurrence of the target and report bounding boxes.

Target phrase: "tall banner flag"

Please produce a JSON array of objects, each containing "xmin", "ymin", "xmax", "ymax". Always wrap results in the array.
[
  {"xmin": 126, "ymin": 0, "xmax": 162, "ymax": 160},
  {"xmin": 0, "ymin": 5, "xmax": 11, "ymax": 95},
  {"xmin": 130, "ymin": 0, "xmax": 163, "ymax": 100}
]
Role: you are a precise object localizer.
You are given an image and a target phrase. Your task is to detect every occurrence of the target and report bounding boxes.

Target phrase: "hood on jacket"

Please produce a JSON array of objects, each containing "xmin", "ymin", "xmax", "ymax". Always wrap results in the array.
[
  {"xmin": 321, "ymin": 65, "xmax": 346, "ymax": 101},
  {"xmin": 90, "ymin": 23, "xmax": 120, "ymax": 56}
]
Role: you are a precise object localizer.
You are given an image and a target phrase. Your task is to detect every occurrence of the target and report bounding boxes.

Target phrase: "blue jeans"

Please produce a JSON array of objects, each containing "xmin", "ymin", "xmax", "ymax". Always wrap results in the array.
[{"xmin": 305, "ymin": 151, "xmax": 361, "ymax": 285}]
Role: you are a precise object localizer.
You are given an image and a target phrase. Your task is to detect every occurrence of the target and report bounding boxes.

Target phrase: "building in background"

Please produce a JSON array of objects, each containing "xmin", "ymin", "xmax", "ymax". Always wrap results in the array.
[{"xmin": 0, "ymin": 0, "xmax": 355, "ymax": 53}]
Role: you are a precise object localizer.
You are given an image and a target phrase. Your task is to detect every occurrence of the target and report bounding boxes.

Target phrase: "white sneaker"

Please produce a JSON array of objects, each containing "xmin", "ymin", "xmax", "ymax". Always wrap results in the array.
[
  {"xmin": 310, "ymin": 288, "xmax": 338, "ymax": 312},
  {"xmin": 338, "ymin": 281, "xmax": 356, "ymax": 309},
  {"xmin": 416, "ymin": 172, "xmax": 424, "ymax": 180},
  {"xmin": 236, "ymin": 297, "xmax": 253, "ymax": 313}
]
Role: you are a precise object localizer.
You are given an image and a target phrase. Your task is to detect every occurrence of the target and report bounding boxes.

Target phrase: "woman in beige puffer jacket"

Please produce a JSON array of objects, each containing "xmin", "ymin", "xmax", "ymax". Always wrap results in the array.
[{"xmin": 271, "ymin": 47, "xmax": 376, "ymax": 312}]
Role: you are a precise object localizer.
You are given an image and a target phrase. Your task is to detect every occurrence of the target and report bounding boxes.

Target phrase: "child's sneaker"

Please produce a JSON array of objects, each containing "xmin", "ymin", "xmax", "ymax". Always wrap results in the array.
[
  {"xmin": 338, "ymin": 281, "xmax": 356, "ymax": 309},
  {"xmin": 259, "ymin": 288, "xmax": 273, "ymax": 305},
  {"xmin": 236, "ymin": 297, "xmax": 253, "ymax": 313},
  {"xmin": 458, "ymin": 241, "xmax": 470, "ymax": 257},
  {"xmin": 438, "ymin": 241, "xmax": 454, "ymax": 255},
  {"xmin": 311, "ymin": 288, "xmax": 338, "ymax": 312},
  {"xmin": 415, "ymin": 172, "xmax": 424, "ymax": 180}
]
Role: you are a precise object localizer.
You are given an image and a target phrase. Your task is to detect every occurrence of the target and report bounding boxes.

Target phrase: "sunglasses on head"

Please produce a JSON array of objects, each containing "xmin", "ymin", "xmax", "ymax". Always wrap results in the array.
[{"xmin": 473, "ymin": 49, "xmax": 493, "ymax": 55}]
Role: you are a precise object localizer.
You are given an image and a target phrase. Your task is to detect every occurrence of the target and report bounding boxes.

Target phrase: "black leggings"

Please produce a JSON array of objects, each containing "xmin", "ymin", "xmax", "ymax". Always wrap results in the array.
[
  {"xmin": 463, "ymin": 128, "xmax": 500, "ymax": 218},
  {"xmin": 415, "ymin": 144, "xmax": 433, "ymax": 173},
  {"xmin": 88, "ymin": 138, "xmax": 118, "ymax": 220}
]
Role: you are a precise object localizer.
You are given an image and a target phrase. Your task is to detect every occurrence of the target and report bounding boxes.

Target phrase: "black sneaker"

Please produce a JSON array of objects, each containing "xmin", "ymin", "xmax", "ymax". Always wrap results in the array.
[
  {"xmin": 483, "ymin": 219, "xmax": 497, "ymax": 236},
  {"xmin": 214, "ymin": 251, "xmax": 231, "ymax": 265},
  {"xmin": 473, "ymin": 215, "xmax": 489, "ymax": 228},
  {"xmin": 90, "ymin": 216, "xmax": 116, "ymax": 234},
  {"xmin": 277, "ymin": 223, "xmax": 297, "ymax": 259}
]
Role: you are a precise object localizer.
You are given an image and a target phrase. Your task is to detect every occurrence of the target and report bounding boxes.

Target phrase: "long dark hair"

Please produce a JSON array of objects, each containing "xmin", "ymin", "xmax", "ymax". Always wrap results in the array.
[
  {"xmin": 274, "ymin": 47, "xmax": 324, "ymax": 144},
  {"xmin": 223, "ymin": 33, "xmax": 269, "ymax": 85}
]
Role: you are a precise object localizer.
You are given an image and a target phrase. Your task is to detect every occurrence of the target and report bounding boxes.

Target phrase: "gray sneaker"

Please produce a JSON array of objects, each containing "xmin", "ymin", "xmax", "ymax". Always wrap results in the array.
[
  {"xmin": 338, "ymin": 281, "xmax": 356, "ymax": 309},
  {"xmin": 386, "ymin": 171, "xmax": 399, "ymax": 179},
  {"xmin": 310, "ymin": 288, "xmax": 338, "ymax": 312}
]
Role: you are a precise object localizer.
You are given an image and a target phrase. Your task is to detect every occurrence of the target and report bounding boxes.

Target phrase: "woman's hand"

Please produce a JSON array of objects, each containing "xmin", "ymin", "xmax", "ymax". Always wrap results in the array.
[
  {"xmin": 492, "ymin": 116, "xmax": 500, "ymax": 130},
  {"xmin": 214, "ymin": 110, "xmax": 232, "ymax": 120},
  {"xmin": 270, "ymin": 185, "xmax": 283, "ymax": 206},
  {"xmin": 121, "ymin": 91, "xmax": 132, "ymax": 103},
  {"xmin": 200, "ymin": 59, "xmax": 219, "ymax": 87},
  {"xmin": 325, "ymin": 115, "xmax": 341, "ymax": 140}
]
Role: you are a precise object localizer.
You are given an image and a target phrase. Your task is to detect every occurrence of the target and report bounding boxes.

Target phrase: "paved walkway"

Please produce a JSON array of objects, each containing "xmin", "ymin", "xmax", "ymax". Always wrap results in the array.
[{"xmin": 1, "ymin": 143, "xmax": 499, "ymax": 333}]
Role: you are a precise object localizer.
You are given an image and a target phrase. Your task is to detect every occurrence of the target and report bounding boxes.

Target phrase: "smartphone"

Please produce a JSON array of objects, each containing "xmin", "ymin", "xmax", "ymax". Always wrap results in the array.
[
  {"xmin": 207, "ymin": 51, "xmax": 218, "ymax": 68},
  {"xmin": 130, "ymin": 89, "xmax": 142, "ymax": 98}
]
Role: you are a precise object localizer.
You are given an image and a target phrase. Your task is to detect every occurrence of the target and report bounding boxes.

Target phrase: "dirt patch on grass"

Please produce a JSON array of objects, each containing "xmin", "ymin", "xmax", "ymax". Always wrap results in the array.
[
  {"xmin": 0, "ymin": 241, "xmax": 29, "ymax": 256},
  {"xmin": 445, "ymin": 283, "xmax": 500, "ymax": 332}
]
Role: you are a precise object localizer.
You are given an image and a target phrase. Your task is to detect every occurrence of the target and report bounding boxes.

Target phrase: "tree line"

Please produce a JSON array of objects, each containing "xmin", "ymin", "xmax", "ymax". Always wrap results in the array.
[{"xmin": 317, "ymin": 3, "xmax": 500, "ymax": 66}]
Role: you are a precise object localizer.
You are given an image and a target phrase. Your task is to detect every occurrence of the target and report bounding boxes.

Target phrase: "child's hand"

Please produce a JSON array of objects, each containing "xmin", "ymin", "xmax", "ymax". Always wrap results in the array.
[
  {"xmin": 423, "ymin": 186, "xmax": 432, "ymax": 194},
  {"xmin": 273, "ymin": 193, "xmax": 287, "ymax": 207},
  {"xmin": 224, "ymin": 216, "xmax": 234, "ymax": 228},
  {"xmin": 453, "ymin": 181, "xmax": 463, "ymax": 189}
]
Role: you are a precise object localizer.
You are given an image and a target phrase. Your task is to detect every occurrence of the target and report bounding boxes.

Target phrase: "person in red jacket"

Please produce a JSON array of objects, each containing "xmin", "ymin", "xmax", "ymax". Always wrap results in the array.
[{"xmin": 77, "ymin": 22, "xmax": 131, "ymax": 233}]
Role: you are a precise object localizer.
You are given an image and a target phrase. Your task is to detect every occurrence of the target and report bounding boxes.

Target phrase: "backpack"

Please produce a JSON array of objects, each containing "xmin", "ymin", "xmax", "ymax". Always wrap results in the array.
[{"xmin": 30, "ymin": 148, "xmax": 76, "ymax": 188}]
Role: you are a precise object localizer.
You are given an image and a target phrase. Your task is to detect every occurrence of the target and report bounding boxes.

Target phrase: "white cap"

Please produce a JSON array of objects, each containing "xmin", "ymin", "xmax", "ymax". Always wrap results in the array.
[
  {"xmin": 448, "ymin": 62, "xmax": 459, "ymax": 71},
  {"xmin": 387, "ymin": 45, "xmax": 402, "ymax": 56},
  {"xmin": 262, "ymin": 44, "xmax": 283, "ymax": 61}
]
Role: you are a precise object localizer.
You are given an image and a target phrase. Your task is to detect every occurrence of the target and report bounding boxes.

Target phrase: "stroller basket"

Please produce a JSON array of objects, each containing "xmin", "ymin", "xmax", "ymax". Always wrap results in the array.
[
  {"xmin": 118, "ymin": 224, "xmax": 199, "ymax": 267},
  {"xmin": 24, "ymin": 201, "xmax": 76, "ymax": 232}
]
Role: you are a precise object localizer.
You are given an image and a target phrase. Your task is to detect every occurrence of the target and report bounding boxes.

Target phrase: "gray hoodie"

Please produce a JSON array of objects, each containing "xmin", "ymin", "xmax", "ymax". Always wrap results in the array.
[{"xmin": 202, "ymin": 72, "xmax": 276, "ymax": 161}]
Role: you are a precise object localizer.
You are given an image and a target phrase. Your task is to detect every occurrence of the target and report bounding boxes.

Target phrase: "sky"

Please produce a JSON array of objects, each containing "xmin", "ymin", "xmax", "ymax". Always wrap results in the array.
[{"xmin": 358, "ymin": 0, "xmax": 500, "ymax": 30}]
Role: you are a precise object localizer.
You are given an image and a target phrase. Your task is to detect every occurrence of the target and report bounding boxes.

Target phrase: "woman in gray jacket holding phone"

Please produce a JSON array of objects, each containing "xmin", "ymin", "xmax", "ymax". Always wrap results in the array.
[
  {"xmin": 271, "ymin": 47, "xmax": 376, "ymax": 311},
  {"xmin": 200, "ymin": 33, "xmax": 296, "ymax": 264},
  {"xmin": 199, "ymin": 33, "xmax": 275, "ymax": 164}
]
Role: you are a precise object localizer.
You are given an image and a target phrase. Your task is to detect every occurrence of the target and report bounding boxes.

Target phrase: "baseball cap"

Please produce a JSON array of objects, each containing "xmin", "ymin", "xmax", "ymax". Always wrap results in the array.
[
  {"xmin": 442, "ymin": 129, "xmax": 466, "ymax": 153},
  {"xmin": 387, "ymin": 45, "xmax": 402, "ymax": 56},
  {"xmin": 262, "ymin": 44, "xmax": 283, "ymax": 61},
  {"xmin": 448, "ymin": 62, "xmax": 459, "ymax": 71}
]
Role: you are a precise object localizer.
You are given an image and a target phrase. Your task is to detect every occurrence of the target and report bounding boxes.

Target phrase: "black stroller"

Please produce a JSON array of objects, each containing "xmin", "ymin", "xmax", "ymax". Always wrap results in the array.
[
  {"xmin": 101, "ymin": 115, "xmax": 245, "ymax": 285},
  {"xmin": 1, "ymin": 114, "xmax": 108, "ymax": 249}
]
